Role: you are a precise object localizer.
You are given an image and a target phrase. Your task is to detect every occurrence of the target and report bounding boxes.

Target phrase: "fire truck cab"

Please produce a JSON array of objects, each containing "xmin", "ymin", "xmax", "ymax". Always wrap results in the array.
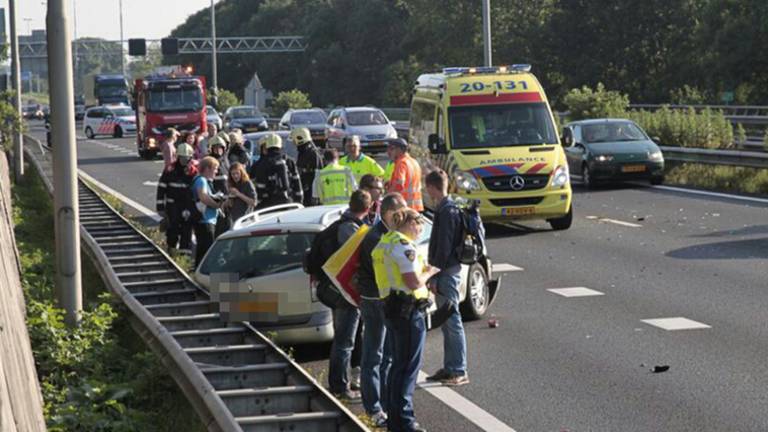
[{"xmin": 134, "ymin": 69, "xmax": 207, "ymax": 160}]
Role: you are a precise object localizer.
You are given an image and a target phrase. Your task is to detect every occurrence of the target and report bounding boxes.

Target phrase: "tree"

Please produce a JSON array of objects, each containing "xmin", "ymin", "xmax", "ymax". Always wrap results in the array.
[
  {"xmin": 210, "ymin": 89, "xmax": 240, "ymax": 113},
  {"xmin": 562, "ymin": 83, "xmax": 629, "ymax": 120},
  {"xmin": 270, "ymin": 90, "xmax": 311, "ymax": 116}
]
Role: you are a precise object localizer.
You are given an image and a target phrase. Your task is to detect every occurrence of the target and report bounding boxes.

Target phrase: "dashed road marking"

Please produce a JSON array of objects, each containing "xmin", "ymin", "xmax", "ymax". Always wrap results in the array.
[
  {"xmin": 143, "ymin": 181, "xmax": 159, "ymax": 187},
  {"xmin": 585, "ymin": 216, "xmax": 642, "ymax": 228},
  {"xmin": 417, "ymin": 371, "xmax": 517, "ymax": 432},
  {"xmin": 641, "ymin": 317, "xmax": 711, "ymax": 331},
  {"xmin": 547, "ymin": 287, "xmax": 605, "ymax": 298},
  {"xmin": 492, "ymin": 263, "xmax": 524, "ymax": 272}
]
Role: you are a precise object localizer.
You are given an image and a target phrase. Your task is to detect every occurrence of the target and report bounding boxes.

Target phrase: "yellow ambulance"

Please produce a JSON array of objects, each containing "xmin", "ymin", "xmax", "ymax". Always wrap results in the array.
[{"xmin": 408, "ymin": 65, "xmax": 572, "ymax": 230}]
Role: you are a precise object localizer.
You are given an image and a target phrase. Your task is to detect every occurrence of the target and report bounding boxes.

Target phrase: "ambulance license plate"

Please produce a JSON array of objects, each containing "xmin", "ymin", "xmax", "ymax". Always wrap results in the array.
[
  {"xmin": 502, "ymin": 206, "xmax": 535, "ymax": 216},
  {"xmin": 622, "ymin": 164, "xmax": 646, "ymax": 173}
]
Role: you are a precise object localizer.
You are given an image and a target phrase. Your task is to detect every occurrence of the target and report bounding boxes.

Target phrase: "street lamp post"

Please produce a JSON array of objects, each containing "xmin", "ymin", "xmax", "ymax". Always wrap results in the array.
[
  {"xmin": 210, "ymin": 0, "xmax": 218, "ymax": 107},
  {"xmin": 9, "ymin": 0, "xmax": 24, "ymax": 180},
  {"xmin": 119, "ymin": 0, "xmax": 126, "ymax": 77},
  {"xmin": 482, "ymin": 0, "xmax": 492, "ymax": 67}
]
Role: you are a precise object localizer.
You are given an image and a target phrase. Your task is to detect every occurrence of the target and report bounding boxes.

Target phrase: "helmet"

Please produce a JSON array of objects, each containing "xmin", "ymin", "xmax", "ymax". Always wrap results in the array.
[
  {"xmin": 229, "ymin": 129, "xmax": 244, "ymax": 145},
  {"xmin": 290, "ymin": 127, "xmax": 312, "ymax": 146},
  {"xmin": 177, "ymin": 143, "xmax": 194, "ymax": 158},
  {"xmin": 209, "ymin": 136, "xmax": 226, "ymax": 149},
  {"xmin": 217, "ymin": 131, "xmax": 231, "ymax": 145},
  {"xmin": 260, "ymin": 133, "xmax": 283, "ymax": 149}
]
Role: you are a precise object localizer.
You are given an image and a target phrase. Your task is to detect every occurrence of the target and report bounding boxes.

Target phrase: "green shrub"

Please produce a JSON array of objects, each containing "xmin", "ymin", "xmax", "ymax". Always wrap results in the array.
[
  {"xmin": 562, "ymin": 83, "xmax": 629, "ymax": 120},
  {"xmin": 209, "ymin": 88, "xmax": 240, "ymax": 113},
  {"xmin": 626, "ymin": 106, "xmax": 733, "ymax": 149},
  {"xmin": 666, "ymin": 163, "xmax": 768, "ymax": 195},
  {"xmin": 271, "ymin": 89, "xmax": 312, "ymax": 117},
  {"xmin": 669, "ymin": 85, "xmax": 708, "ymax": 105},
  {"xmin": 763, "ymin": 130, "xmax": 768, "ymax": 152},
  {"xmin": 735, "ymin": 123, "xmax": 747, "ymax": 147}
]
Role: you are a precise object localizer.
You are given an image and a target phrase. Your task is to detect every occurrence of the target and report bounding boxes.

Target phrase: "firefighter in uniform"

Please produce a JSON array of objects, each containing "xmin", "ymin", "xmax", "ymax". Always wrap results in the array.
[
  {"xmin": 252, "ymin": 133, "xmax": 303, "ymax": 209},
  {"xmin": 372, "ymin": 207, "xmax": 432, "ymax": 432},
  {"xmin": 312, "ymin": 148, "xmax": 357, "ymax": 205},
  {"xmin": 292, "ymin": 127, "xmax": 324, "ymax": 206},
  {"xmin": 386, "ymin": 138, "xmax": 423, "ymax": 212},
  {"xmin": 156, "ymin": 143, "xmax": 198, "ymax": 254},
  {"xmin": 207, "ymin": 136, "xmax": 231, "ymax": 235}
]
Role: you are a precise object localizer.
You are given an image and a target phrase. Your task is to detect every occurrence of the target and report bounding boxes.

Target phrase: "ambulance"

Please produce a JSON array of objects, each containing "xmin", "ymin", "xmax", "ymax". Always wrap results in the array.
[{"xmin": 409, "ymin": 65, "xmax": 572, "ymax": 230}]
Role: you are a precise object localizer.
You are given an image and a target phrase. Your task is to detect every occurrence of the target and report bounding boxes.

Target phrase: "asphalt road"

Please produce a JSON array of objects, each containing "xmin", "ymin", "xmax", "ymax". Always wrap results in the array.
[{"xmin": 30, "ymin": 123, "xmax": 768, "ymax": 431}]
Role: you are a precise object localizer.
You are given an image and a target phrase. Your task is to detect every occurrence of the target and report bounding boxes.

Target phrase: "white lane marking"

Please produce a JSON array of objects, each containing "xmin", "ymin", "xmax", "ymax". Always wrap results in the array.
[
  {"xmin": 143, "ymin": 181, "xmax": 159, "ymax": 187},
  {"xmin": 651, "ymin": 184, "xmax": 768, "ymax": 205},
  {"xmin": 78, "ymin": 170, "xmax": 162, "ymax": 222},
  {"xmin": 641, "ymin": 317, "xmax": 711, "ymax": 331},
  {"xmin": 547, "ymin": 287, "xmax": 605, "ymax": 298},
  {"xmin": 600, "ymin": 218, "xmax": 642, "ymax": 228},
  {"xmin": 417, "ymin": 371, "xmax": 517, "ymax": 432},
  {"xmin": 492, "ymin": 263, "xmax": 524, "ymax": 272}
]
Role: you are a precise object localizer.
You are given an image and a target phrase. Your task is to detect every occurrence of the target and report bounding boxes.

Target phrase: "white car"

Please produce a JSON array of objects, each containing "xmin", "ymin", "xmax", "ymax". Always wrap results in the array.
[
  {"xmin": 206, "ymin": 105, "xmax": 223, "ymax": 131},
  {"xmin": 194, "ymin": 204, "xmax": 498, "ymax": 345},
  {"xmin": 83, "ymin": 104, "xmax": 136, "ymax": 139}
]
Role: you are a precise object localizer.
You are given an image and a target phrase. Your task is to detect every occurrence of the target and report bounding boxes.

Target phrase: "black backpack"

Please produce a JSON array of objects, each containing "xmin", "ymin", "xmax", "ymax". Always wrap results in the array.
[{"xmin": 456, "ymin": 200, "xmax": 486, "ymax": 265}]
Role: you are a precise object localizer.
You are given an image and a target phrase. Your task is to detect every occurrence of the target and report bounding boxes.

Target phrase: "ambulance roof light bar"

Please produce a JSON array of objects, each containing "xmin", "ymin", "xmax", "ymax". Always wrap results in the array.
[{"xmin": 442, "ymin": 64, "xmax": 532, "ymax": 75}]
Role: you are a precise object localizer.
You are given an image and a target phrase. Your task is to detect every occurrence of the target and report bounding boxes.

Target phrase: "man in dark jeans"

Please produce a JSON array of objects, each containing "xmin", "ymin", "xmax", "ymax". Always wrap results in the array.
[
  {"xmin": 424, "ymin": 170, "xmax": 469, "ymax": 387},
  {"xmin": 357, "ymin": 193, "xmax": 407, "ymax": 427},
  {"xmin": 328, "ymin": 190, "xmax": 372, "ymax": 401},
  {"xmin": 191, "ymin": 156, "xmax": 224, "ymax": 267}
]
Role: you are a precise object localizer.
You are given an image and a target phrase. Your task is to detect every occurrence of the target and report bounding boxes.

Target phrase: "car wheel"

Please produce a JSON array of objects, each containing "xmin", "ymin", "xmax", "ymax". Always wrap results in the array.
[
  {"xmin": 582, "ymin": 163, "xmax": 595, "ymax": 189},
  {"xmin": 650, "ymin": 175, "xmax": 664, "ymax": 185},
  {"xmin": 548, "ymin": 205, "xmax": 573, "ymax": 231},
  {"xmin": 461, "ymin": 263, "xmax": 490, "ymax": 320},
  {"xmin": 85, "ymin": 126, "xmax": 95, "ymax": 139},
  {"xmin": 113, "ymin": 125, "xmax": 123, "ymax": 138}
]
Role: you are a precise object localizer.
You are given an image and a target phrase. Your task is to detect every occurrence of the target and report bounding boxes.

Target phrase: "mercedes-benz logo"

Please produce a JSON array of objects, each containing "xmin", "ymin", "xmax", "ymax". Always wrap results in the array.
[{"xmin": 509, "ymin": 175, "xmax": 526, "ymax": 191}]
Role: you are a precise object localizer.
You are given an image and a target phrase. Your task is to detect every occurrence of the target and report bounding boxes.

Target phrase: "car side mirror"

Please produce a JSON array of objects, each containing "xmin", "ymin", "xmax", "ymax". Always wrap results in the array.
[
  {"xmin": 390, "ymin": 120, "xmax": 396, "ymax": 126},
  {"xmin": 561, "ymin": 135, "xmax": 572, "ymax": 147},
  {"xmin": 428, "ymin": 133, "xmax": 447, "ymax": 154},
  {"xmin": 652, "ymin": 136, "xmax": 661, "ymax": 144}
]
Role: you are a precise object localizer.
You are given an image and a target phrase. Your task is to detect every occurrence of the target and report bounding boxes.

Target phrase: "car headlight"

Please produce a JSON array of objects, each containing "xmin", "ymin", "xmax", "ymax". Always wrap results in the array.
[
  {"xmin": 648, "ymin": 150, "xmax": 664, "ymax": 161},
  {"xmin": 594, "ymin": 154, "xmax": 614, "ymax": 162},
  {"xmin": 551, "ymin": 165, "xmax": 570, "ymax": 188},
  {"xmin": 455, "ymin": 170, "xmax": 481, "ymax": 191}
]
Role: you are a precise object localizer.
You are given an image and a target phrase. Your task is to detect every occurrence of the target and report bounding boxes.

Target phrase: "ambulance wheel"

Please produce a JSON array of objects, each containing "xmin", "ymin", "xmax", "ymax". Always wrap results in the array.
[
  {"xmin": 548, "ymin": 205, "xmax": 573, "ymax": 231},
  {"xmin": 85, "ymin": 126, "xmax": 95, "ymax": 139},
  {"xmin": 461, "ymin": 263, "xmax": 489, "ymax": 321},
  {"xmin": 113, "ymin": 126, "xmax": 123, "ymax": 138}
]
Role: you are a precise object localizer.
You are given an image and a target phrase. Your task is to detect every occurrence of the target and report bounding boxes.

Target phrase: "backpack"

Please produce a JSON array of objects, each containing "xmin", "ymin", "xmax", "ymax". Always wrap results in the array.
[{"xmin": 456, "ymin": 200, "xmax": 486, "ymax": 265}]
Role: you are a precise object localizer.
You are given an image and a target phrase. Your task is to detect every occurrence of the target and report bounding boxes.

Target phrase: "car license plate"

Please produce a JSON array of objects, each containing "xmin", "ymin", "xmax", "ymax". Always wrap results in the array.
[
  {"xmin": 502, "ymin": 206, "xmax": 535, "ymax": 216},
  {"xmin": 622, "ymin": 164, "xmax": 646, "ymax": 173}
]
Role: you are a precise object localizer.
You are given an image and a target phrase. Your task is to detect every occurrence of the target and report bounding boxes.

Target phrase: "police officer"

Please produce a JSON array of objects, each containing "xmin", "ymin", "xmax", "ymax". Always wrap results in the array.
[
  {"xmin": 372, "ymin": 207, "xmax": 434, "ymax": 432},
  {"xmin": 156, "ymin": 143, "xmax": 197, "ymax": 254},
  {"xmin": 252, "ymin": 133, "xmax": 303, "ymax": 209},
  {"xmin": 312, "ymin": 148, "xmax": 357, "ymax": 205},
  {"xmin": 207, "ymin": 136, "xmax": 230, "ymax": 235},
  {"xmin": 292, "ymin": 127, "xmax": 324, "ymax": 206}
]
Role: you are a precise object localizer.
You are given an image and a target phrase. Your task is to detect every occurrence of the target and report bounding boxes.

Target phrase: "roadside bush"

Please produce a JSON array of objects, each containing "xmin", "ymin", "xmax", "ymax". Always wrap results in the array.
[
  {"xmin": 669, "ymin": 85, "xmax": 709, "ymax": 105},
  {"xmin": 271, "ymin": 89, "xmax": 312, "ymax": 117},
  {"xmin": 562, "ymin": 83, "xmax": 629, "ymax": 120},
  {"xmin": 666, "ymin": 163, "xmax": 768, "ymax": 195},
  {"xmin": 209, "ymin": 88, "xmax": 240, "ymax": 113},
  {"xmin": 626, "ymin": 106, "xmax": 733, "ymax": 149}
]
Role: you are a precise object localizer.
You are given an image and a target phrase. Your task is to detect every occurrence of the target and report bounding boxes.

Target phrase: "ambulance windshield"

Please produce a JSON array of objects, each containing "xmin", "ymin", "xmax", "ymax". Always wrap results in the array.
[{"xmin": 448, "ymin": 103, "xmax": 556, "ymax": 148}]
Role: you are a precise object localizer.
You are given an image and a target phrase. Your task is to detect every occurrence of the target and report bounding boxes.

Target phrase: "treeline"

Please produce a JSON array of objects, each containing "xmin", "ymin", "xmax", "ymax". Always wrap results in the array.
[{"xmin": 168, "ymin": 0, "xmax": 768, "ymax": 108}]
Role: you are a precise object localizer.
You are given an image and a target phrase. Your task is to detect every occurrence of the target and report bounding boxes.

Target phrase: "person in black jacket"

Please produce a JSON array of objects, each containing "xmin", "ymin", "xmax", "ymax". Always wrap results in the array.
[
  {"xmin": 251, "ymin": 133, "xmax": 303, "ymax": 209},
  {"xmin": 207, "ymin": 136, "xmax": 230, "ymax": 236},
  {"xmin": 291, "ymin": 127, "xmax": 324, "ymax": 206},
  {"xmin": 424, "ymin": 169, "xmax": 469, "ymax": 387},
  {"xmin": 156, "ymin": 143, "xmax": 198, "ymax": 254}
]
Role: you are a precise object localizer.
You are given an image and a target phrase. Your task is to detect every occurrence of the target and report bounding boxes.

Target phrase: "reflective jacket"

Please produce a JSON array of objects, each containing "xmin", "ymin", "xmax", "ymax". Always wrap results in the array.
[
  {"xmin": 311, "ymin": 162, "xmax": 357, "ymax": 205},
  {"xmin": 156, "ymin": 161, "xmax": 197, "ymax": 219},
  {"xmin": 371, "ymin": 230, "xmax": 429, "ymax": 300},
  {"xmin": 340, "ymin": 154, "xmax": 385, "ymax": 183},
  {"xmin": 387, "ymin": 153, "xmax": 423, "ymax": 211}
]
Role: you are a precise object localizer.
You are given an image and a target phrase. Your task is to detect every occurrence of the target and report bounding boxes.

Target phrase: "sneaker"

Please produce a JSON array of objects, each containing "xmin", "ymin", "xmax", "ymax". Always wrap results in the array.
[
  {"xmin": 441, "ymin": 373, "xmax": 470, "ymax": 387},
  {"xmin": 409, "ymin": 422, "xmax": 428, "ymax": 432},
  {"xmin": 370, "ymin": 411, "xmax": 387, "ymax": 428},
  {"xmin": 350, "ymin": 366, "xmax": 361, "ymax": 391},
  {"xmin": 333, "ymin": 389, "xmax": 362, "ymax": 402},
  {"xmin": 425, "ymin": 368, "xmax": 451, "ymax": 382}
]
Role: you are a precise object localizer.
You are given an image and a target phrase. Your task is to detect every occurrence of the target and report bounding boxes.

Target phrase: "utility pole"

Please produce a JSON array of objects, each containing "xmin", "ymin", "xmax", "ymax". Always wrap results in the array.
[
  {"xmin": 47, "ymin": 0, "xmax": 82, "ymax": 327},
  {"xmin": 118, "ymin": 0, "xmax": 125, "ymax": 77},
  {"xmin": 9, "ymin": 0, "xmax": 24, "ymax": 181},
  {"xmin": 210, "ymin": 0, "xmax": 218, "ymax": 107},
  {"xmin": 73, "ymin": 0, "xmax": 78, "ymax": 92},
  {"xmin": 482, "ymin": 0, "xmax": 492, "ymax": 67}
]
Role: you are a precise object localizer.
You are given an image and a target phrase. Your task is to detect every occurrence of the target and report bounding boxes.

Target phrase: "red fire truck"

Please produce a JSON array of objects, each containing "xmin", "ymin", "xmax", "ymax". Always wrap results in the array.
[{"xmin": 134, "ymin": 69, "xmax": 207, "ymax": 159}]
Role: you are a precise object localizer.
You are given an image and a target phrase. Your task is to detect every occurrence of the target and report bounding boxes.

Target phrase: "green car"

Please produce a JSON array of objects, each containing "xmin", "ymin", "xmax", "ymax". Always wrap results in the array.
[{"xmin": 562, "ymin": 119, "xmax": 665, "ymax": 188}]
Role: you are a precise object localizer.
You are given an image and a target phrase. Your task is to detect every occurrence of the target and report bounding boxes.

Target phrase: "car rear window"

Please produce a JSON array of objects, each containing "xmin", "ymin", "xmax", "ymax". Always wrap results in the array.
[
  {"xmin": 347, "ymin": 110, "xmax": 388, "ymax": 126},
  {"xmin": 291, "ymin": 111, "xmax": 326, "ymax": 124},
  {"xmin": 199, "ymin": 232, "xmax": 314, "ymax": 279}
]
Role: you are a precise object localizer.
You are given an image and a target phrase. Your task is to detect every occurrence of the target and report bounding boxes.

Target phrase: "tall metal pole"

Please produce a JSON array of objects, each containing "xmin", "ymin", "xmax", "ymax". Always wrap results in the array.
[
  {"xmin": 482, "ymin": 0, "xmax": 492, "ymax": 67},
  {"xmin": 9, "ymin": 0, "xmax": 23, "ymax": 181},
  {"xmin": 210, "ymin": 0, "xmax": 218, "ymax": 105},
  {"xmin": 47, "ymin": 0, "xmax": 82, "ymax": 327},
  {"xmin": 73, "ymin": 0, "xmax": 78, "ymax": 93},
  {"xmin": 119, "ymin": 0, "xmax": 125, "ymax": 77}
]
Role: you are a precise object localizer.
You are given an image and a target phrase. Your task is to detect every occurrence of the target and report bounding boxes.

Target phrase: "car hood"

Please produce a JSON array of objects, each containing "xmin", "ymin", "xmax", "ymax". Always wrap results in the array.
[
  {"xmin": 586, "ymin": 140, "xmax": 658, "ymax": 155},
  {"xmin": 231, "ymin": 116, "xmax": 266, "ymax": 124},
  {"xmin": 346, "ymin": 124, "xmax": 394, "ymax": 138},
  {"xmin": 116, "ymin": 115, "xmax": 135, "ymax": 123},
  {"xmin": 451, "ymin": 145, "xmax": 564, "ymax": 178}
]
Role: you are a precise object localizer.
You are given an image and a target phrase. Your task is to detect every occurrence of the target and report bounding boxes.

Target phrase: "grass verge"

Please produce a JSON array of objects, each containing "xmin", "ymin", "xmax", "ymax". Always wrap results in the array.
[
  {"xmin": 664, "ymin": 162, "xmax": 768, "ymax": 197},
  {"xmin": 13, "ymin": 164, "xmax": 204, "ymax": 432}
]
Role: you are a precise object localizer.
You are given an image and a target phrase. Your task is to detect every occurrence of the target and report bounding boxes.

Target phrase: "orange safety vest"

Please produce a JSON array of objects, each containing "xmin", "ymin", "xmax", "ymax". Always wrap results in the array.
[{"xmin": 388, "ymin": 153, "xmax": 424, "ymax": 211}]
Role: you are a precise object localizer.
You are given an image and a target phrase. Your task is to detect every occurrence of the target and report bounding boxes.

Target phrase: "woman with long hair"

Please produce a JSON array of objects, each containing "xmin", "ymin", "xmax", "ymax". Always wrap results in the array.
[{"xmin": 225, "ymin": 162, "xmax": 257, "ymax": 225}]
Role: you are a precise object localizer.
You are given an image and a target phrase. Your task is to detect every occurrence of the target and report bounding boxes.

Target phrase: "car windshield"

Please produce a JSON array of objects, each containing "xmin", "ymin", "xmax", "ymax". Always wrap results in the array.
[
  {"xmin": 110, "ymin": 107, "xmax": 133, "ymax": 117},
  {"xmin": 448, "ymin": 103, "xmax": 557, "ymax": 148},
  {"xmin": 198, "ymin": 232, "xmax": 314, "ymax": 278},
  {"xmin": 347, "ymin": 110, "xmax": 388, "ymax": 126},
  {"xmin": 99, "ymin": 86, "xmax": 127, "ymax": 97},
  {"xmin": 206, "ymin": 106, "xmax": 218, "ymax": 116},
  {"xmin": 291, "ymin": 111, "xmax": 326, "ymax": 124},
  {"xmin": 231, "ymin": 107, "xmax": 259, "ymax": 118},
  {"xmin": 147, "ymin": 87, "xmax": 203, "ymax": 112},
  {"xmin": 582, "ymin": 122, "xmax": 647, "ymax": 143}
]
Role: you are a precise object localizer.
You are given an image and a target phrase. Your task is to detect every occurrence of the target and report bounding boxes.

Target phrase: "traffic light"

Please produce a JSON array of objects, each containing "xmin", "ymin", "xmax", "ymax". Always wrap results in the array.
[
  {"xmin": 161, "ymin": 38, "xmax": 179, "ymax": 56},
  {"xmin": 128, "ymin": 39, "xmax": 146, "ymax": 56}
]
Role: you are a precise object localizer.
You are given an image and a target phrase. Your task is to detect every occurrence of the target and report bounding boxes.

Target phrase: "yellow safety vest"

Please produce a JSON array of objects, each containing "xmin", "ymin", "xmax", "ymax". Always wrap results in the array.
[
  {"xmin": 383, "ymin": 161, "xmax": 394, "ymax": 184},
  {"xmin": 313, "ymin": 162, "xmax": 356, "ymax": 205},
  {"xmin": 371, "ymin": 230, "xmax": 429, "ymax": 300},
  {"xmin": 340, "ymin": 154, "xmax": 385, "ymax": 182}
]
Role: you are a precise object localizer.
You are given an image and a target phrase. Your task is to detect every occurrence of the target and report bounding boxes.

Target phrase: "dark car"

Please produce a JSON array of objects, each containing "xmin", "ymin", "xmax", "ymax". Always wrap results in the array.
[
  {"xmin": 562, "ymin": 119, "xmax": 665, "ymax": 188},
  {"xmin": 278, "ymin": 108, "xmax": 328, "ymax": 147},
  {"xmin": 223, "ymin": 105, "xmax": 269, "ymax": 133},
  {"xmin": 243, "ymin": 130, "xmax": 297, "ymax": 163}
]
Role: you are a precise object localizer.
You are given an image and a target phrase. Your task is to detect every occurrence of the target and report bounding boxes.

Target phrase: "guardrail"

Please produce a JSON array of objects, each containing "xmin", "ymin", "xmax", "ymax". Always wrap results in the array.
[
  {"xmin": 23, "ymin": 135, "xmax": 369, "ymax": 432},
  {"xmin": 660, "ymin": 145, "xmax": 768, "ymax": 169}
]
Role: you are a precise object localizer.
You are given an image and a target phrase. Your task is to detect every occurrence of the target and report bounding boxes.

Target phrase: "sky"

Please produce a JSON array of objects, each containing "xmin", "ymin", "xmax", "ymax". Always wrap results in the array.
[{"xmin": 14, "ymin": 0, "xmax": 216, "ymax": 40}]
